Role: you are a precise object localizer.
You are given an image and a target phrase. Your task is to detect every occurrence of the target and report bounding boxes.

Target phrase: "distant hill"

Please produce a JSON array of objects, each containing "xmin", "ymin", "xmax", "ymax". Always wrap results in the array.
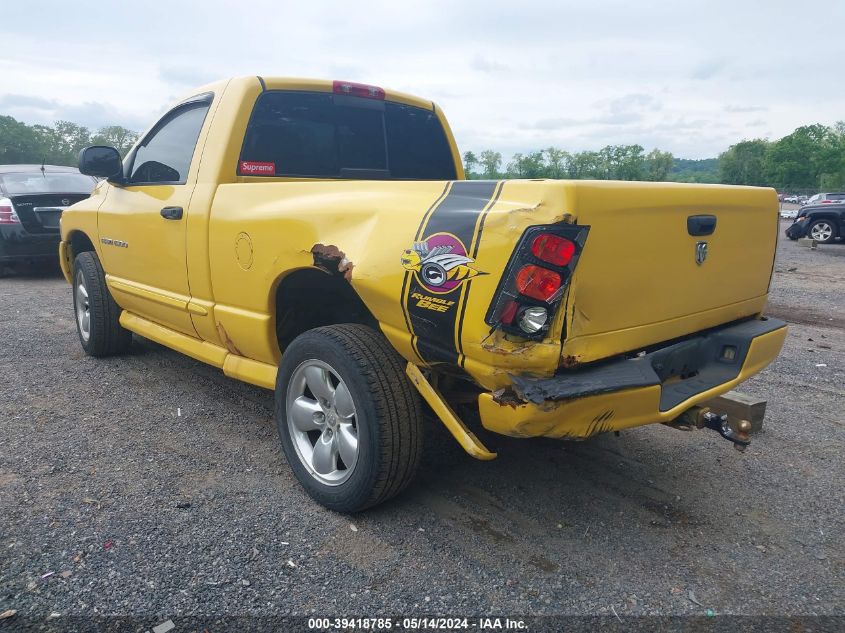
[{"xmin": 671, "ymin": 158, "xmax": 719, "ymax": 183}]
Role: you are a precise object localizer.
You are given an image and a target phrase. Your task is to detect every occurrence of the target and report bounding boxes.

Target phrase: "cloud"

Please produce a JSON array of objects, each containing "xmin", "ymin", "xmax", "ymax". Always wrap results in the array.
[
  {"xmin": 0, "ymin": 0, "xmax": 843, "ymax": 160},
  {"xmin": 690, "ymin": 59, "xmax": 727, "ymax": 80},
  {"xmin": 0, "ymin": 93, "xmax": 149, "ymax": 131},
  {"xmin": 158, "ymin": 65, "xmax": 218, "ymax": 87},
  {"xmin": 470, "ymin": 55, "xmax": 509, "ymax": 74},
  {"xmin": 723, "ymin": 104, "xmax": 768, "ymax": 113}
]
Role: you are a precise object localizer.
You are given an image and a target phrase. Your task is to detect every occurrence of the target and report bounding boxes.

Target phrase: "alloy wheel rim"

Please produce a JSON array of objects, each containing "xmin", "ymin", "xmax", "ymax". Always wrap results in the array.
[
  {"xmin": 75, "ymin": 271, "xmax": 91, "ymax": 343},
  {"xmin": 286, "ymin": 359, "xmax": 359, "ymax": 486},
  {"xmin": 810, "ymin": 222, "xmax": 833, "ymax": 241}
]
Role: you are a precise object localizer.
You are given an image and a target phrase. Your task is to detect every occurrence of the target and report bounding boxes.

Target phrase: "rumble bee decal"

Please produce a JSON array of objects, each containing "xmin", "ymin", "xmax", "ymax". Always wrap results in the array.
[
  {"xmin": 400, "ymin": 180, "xmax": 503, "ymax": 366},
  {"xmin": 400, "ymin": 233, "xmax": 485, "ymax": 294}
]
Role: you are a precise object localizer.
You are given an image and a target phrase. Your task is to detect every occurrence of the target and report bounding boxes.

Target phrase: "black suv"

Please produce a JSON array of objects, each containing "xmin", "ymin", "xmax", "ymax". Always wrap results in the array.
[
  {"xmin": 0, "ymin": 165, "xmax": 97, "ymax": 264},
  {"xmin": 785, "ymin": 203, "xmax": 845, "ymax": 244}
]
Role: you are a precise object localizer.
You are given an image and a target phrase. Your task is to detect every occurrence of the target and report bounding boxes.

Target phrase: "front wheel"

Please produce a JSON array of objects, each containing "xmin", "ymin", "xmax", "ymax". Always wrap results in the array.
[
  {"xmin": 72, "ymin": 251, "xmax": 132, "ymax": 357},
  {"xmin": 275, "ymin": 324, "xmax": 423, "ymax": 512},
  {"xmin": 808, "ymin": 220, "xmax": 836, "ymax": 243}
]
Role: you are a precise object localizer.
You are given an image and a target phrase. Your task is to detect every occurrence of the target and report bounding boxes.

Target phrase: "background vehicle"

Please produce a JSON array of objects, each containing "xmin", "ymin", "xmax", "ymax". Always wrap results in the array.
[
  {"xmin": 786, "ymin": 202, "xmax": 845, "ymax": 243},
  {"xmin": 59, "ymin": 76, "xmax": 786, "ymax": 512},
  {"xmin": 0, "ymin": 165, "xmax": 97, "ymax": 265},
  {"xmin": 800, "ymin": 192, "xmax": 845, "ymax": 206}
]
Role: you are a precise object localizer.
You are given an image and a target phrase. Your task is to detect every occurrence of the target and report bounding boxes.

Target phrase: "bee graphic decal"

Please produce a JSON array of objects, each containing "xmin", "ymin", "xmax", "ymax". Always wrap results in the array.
[{"xmin": 401, "ymin": 232, "xmax": 485, "ymax": 294}]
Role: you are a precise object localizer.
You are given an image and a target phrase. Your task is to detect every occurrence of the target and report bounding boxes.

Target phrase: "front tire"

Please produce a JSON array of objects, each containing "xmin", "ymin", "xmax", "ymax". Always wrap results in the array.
[
  {"xmin": 275, "ymin": 324, "xmax": 423, "ymax": 512},
  {"xmin": 808, "ymin": 220, "xmax": 836, "ymax": 243},
  {"xmin": 72, "ymin": 251, "xmax": 132, "ymax": 357}
]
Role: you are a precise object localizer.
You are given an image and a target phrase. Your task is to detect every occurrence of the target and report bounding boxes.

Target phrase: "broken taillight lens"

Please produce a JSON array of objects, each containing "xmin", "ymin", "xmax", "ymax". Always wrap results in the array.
[
  {"xmin": 531, "ymin": 233, "xmax": 575, "ymax": 267},
  {"xmin": 485, "ymin": 223, "xmax": 589, "ymax": 339},
  {"xmin": 516, "ymin": 265, "xmax": 561, "ymax": 301}
]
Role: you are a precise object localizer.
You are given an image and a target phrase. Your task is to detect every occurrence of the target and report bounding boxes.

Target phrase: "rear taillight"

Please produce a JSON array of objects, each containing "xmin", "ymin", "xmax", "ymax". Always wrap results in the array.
[
  {"xmin": 485, "ymin": 223, "xmax": 589, "ymax": 338},
  {"xmin": 531, "ymin": 233, "xmax": 575, "ymax": 266},
  {"xmin": 332, "ymin": 80, "xmax": 385, "ymax": 100},
  {"xmin": 0, "ymin": 198, "xmax": 20, "ymax": 224},
  {"xmin": 516, "ymin": 265, "xmax": 561, "ymax": 301}
]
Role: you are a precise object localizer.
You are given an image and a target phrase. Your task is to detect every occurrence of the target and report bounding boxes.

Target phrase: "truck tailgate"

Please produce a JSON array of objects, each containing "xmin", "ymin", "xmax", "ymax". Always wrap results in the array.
[{"xmin": 562, "ymin": 182, "xmax": 778, "ymax": 364}]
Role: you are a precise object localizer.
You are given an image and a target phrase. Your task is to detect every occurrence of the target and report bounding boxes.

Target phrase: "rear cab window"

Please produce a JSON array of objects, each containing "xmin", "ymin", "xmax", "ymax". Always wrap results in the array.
[{"xmin": 239, "ymin": 91, "xmax": 457, "ymax": 180}]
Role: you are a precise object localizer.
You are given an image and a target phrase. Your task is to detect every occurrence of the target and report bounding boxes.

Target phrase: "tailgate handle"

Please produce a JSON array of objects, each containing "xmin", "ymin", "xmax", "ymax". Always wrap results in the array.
[{"xmin": 687, "ymin": 214, "xmax": 717, "ymax": 236}]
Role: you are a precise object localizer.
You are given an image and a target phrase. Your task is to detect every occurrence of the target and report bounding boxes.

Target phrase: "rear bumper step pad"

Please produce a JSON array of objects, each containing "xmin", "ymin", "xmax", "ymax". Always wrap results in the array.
[{"xmin": 510, "ymin": 317, "xmax": 787, "ymax": 411}]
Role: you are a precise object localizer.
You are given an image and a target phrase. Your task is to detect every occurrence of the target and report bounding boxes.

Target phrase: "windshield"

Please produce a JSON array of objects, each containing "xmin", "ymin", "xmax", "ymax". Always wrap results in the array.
[
  {"xmin": 0, "ymin": 172, "xmax": 96, "ymax": 195},
  {"xmin": 240, "ymin": 91, "xmax": 458, "ymax": 180}
]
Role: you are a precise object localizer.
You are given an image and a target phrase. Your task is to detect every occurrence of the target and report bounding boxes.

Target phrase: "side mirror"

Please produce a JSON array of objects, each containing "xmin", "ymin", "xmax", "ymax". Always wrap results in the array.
[{"xmin": 78, "ymin": 146, "xmax": 123, "ymax": 180}]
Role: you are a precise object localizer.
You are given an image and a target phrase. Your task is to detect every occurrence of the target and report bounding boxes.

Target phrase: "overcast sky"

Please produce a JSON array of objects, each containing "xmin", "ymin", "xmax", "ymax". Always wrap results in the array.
[{"xmin": 1, "ymin": 0, "xmax": 843, "ymax": 159}]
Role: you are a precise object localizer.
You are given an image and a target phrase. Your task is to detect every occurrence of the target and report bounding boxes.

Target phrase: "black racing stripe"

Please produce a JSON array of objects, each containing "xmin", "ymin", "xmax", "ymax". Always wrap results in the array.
[
  {"xmin": 406, "ymin": 181, "xmax": 498, "ymax": 365},
  {"xmin": 457, "ymin": 181, "xmax": 504, "ymax": 366},
  {"xmin": 470, "ymin": 180, "xmax": 505, "ymax": 259},
  {"xmin": 400, "ymin": 182, "xmax": 451, "ymax": 351}
]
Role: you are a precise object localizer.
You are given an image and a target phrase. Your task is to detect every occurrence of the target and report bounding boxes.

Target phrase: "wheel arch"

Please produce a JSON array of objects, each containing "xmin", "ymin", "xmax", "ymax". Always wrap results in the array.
[
  {"xmin": 68, "ymin": 230, "xmax": 97, "ymax": 256},
  {"xmin": 272, "ymin": 267, "xmax": 379, "ymax": 355},
  {"xmin": 60, "ymin": 230, "xmax": 97, "ymax": 283}
]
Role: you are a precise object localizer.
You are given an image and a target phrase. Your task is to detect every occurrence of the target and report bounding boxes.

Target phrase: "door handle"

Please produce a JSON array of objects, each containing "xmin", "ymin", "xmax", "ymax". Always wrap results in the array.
[{"xmin": 160, "ymin": 206, "xmax": 183, "ymax": 220}]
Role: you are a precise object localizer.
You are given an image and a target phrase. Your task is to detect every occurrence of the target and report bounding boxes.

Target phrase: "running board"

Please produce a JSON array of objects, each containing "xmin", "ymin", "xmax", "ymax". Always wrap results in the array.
[
  {"xmin": 405, "ymin": 362, "xmax": 497, "ymax": 461},
  {"xmin": 119, "ymin": 311, "xmax": 277, "ymax": 390}
]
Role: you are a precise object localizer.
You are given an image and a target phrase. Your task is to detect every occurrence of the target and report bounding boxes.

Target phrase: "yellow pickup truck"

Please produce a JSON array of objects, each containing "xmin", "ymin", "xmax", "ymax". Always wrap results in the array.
[{"xmin": 60, "ymin": 76, "xmax": 787, "ymax": 511}]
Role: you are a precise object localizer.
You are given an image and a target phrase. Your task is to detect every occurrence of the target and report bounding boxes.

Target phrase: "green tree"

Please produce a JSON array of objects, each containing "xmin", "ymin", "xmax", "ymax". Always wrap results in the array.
[
  {"xmin": 764, "ymin": 125, "xmax": 835, "ymax": 190},
  {"xmin": 600, "ymin": 144, "xmax": 646, "ymax": 180},
  {"xmin": 92, "ymin": 125, "xmax": 139, "ymax": 157},
  {"xmin": 543, "ymin": 147, "xmax": 569, "ymax": 179},
  {"xmin": 645, "ymin": 148, "xmax": 674, "ymax": 181},
  {"xmin": 506, "ymin": 151, "xmax": 545, "ymax": 178},
  {"xmin": 672, "ymin": 158, "xmax": 720, "ymax": 183},
  {"xmin": 718, "ymin": 139, "xmax": 770, "ymax": 186},
  {"xmin": 0, "ymin": 115, "xmax": 47, "ymax": 164},
  {"xmin": 567, "ymin": 150, "xmax": 603, "ymax": 179},
  {"xmin": 45, "ymin": 120, "xmax": 92, "ymax": 165},
  {"xmin": 478, "ymin": 150, "xmax": 502, "ymax": 179}
]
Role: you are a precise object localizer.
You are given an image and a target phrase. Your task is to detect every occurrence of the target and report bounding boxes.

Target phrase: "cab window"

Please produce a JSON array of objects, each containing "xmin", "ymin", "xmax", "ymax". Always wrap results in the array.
[
  {"xmin": 239, "ymin": 91, "xmax": 457, "ymax": 180},
  {"xmin": 128, "ymin": 97, "xmax": 211, "ymax": 185}
]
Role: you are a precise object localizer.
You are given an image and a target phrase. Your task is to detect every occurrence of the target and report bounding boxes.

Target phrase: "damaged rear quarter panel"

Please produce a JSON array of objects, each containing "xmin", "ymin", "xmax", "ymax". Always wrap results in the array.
[
  {"xmin": 208, "ymin": 180, "xmax": 454, "ymax": 365},
  {"xmin": 207, "ymin": 178, "xmax": 582, "ymax": 390},
  {"xmin": 453, "ymin": 180, "xmax": 581, "ymax": 390}
]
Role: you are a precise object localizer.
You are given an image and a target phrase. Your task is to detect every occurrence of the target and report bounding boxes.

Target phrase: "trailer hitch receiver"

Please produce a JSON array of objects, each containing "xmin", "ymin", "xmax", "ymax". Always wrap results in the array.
[{"xmin": 702, "ymin": 411, "xmax": 751, "ymax": 452}]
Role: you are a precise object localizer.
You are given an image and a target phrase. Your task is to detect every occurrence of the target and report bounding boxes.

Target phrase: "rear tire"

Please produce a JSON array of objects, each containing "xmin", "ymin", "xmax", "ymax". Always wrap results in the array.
[
  {"xmin": 72, "ymin": 251, "xmax": 132, "ymax": 357},
  {"xmin": 275, "ymin": 324, "xmax": 423, "ymax": 512},
  {"xmin": 808, "ymin": 220, "xmax": 836, "ymax": 244}
]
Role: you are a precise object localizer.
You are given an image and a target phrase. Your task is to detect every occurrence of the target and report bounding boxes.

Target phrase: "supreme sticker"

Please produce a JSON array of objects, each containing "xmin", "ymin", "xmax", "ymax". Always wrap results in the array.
[{"xmin": 239, "ymin": 161, "xmax": 275, "ymax": 175}]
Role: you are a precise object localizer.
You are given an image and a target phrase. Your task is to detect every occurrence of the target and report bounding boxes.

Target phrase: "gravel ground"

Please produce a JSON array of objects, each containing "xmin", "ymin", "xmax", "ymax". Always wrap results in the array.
[{"xmin": 0, "ymin": 221, "xmax": 843, "ymax": 626}]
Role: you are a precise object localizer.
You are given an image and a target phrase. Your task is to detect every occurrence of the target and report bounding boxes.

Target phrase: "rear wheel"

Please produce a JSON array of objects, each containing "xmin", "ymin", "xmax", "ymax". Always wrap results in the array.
[
  {"xmin": 808, "ymin": 220, "xmax": 836, "ymax": 243},
  {"xmin": 72, "ymin": 251, "xmax": 132, "ymax": 357},
  {"xmin": 275, "ymin": 324, "xmax": 423, "ymax": 512}
]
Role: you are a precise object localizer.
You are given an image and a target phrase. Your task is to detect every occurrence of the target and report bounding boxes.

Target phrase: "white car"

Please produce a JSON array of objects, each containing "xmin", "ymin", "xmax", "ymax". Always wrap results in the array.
[
  {"xmin": 801, "ymin": 192, "xmax": 845, "ymax": 206},
  {"xmin": 780, "ymin": 208, "xmax": 799, "ymax": 219}
]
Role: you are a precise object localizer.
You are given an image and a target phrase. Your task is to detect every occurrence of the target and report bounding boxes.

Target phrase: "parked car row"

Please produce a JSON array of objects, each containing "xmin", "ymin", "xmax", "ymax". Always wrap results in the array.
[
  {"xmin": 802, "ymin": 192, "xmax": 845, "ymax": 206},
  {"xmin": 0, "ymin": 165, "xmax": 97, "ymax": 265},
  {"xmin": 779, "ymin": 192, "xmax": 845, "ymax": 206}
]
